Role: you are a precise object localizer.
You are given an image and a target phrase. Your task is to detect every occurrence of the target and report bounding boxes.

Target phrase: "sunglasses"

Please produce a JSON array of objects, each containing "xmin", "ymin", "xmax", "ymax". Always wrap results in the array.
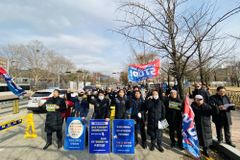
[{"xmin": 196, "ymin": 99, "xmax": 203, "ymax": 101}]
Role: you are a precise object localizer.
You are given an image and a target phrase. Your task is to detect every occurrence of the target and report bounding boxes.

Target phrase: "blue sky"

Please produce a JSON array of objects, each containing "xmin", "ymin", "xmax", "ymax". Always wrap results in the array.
[{"xmin": 0, "ymin": 0, "xmax": 239, "ymax": 75}]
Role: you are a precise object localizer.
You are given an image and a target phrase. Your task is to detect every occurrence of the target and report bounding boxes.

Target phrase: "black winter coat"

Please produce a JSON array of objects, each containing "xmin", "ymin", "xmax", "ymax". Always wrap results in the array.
[
  {"xmin": 166, "ymin": 97, "xmax": 183, "ymax": 130},
  {"xmin": 44, "ymin": 97, "xmax": 66, "ymax": 132},
  {"xmin": 106, "ymin": 92, "xmax": 116, "ymax": 106},
  {"xmin": 191, "ymin": 102, "xmax": 213, "ymax": 147},
  {"xmin": 146, "ymin": 99, "xmax": 166, "ymax": 137},
  {"xmin": 209, "ymin": 94, "xmax": 235, "ymax": 126},
  {"xmin": 129, "ymin": 97, "xmax": 146, "ymax": 120},
  {"xmin": 79, "ymin": 97, "xmax": 89, "ymax": 117},
  {"xmin": 90, "ymin": 98, "xmax": 110, "ymax": 119},
  {"xmin": 114, "ymin": 96, "xmax": 128, "ymax": 119},
  {"xmin": 190, "ymin": 88, "xmax": 210, "ymax": 103}
]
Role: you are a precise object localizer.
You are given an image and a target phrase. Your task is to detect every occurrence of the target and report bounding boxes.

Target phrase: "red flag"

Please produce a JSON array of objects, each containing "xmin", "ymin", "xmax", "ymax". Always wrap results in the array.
[{"xmin": 0, "ymin": 67, "xmax": 7, "ymax": 75}]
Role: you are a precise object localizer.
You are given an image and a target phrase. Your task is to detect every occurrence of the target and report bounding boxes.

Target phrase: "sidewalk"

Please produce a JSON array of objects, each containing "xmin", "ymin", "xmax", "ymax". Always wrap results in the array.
[{"xmin": 211, "ymin": 109, "xmax": 240, "ymax": 150}]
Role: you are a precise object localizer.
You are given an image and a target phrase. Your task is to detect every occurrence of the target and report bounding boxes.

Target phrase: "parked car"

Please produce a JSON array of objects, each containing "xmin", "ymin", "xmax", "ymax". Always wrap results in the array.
[{"xmin": 27, "ymin": 89, "xmax": 67, "ymax": 111}]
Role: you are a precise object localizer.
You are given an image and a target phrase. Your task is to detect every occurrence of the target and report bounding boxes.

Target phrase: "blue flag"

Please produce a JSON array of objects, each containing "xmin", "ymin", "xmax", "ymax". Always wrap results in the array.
[
  {"xmin": 0, "ymin": 67, "xmax": 26, "ymax": 97},
  {"xmin": 182, "ymin": 96, "xmax": 200, "ymax": 159}
]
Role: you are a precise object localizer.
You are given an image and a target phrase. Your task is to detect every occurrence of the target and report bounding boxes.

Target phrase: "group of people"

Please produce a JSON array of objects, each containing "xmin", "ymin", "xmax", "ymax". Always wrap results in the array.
[
  {"xmin": 41, "ymin": 83, "xmax": 236, "ymax": 158},
  {"xmin": 189, "ymin": 83, "xmax": 236, "ymax": 157}
]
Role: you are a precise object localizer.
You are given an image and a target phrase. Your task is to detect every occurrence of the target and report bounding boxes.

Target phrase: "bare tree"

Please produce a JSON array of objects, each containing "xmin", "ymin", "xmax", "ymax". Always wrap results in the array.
[
  {"xmin": 120, "ymin": 71, "xmax": 128, "ymax": 85},
  {"xmin": 0, "ymin": 40, "xmax": 76, "ymax": 89},
  {"xmin": 116, "ymin": 0, "xmax": 240, "ymax": 98}
]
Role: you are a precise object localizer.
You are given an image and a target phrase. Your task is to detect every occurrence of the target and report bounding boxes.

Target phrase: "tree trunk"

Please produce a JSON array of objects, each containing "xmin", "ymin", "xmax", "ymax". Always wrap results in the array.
[
  {"xmin": 167, "ymin": 70, "xmax": 170, "ymax": 87},
  {"xmin": 197, "ymin": 42, "xmax": 204, "ymax": 84},
  {"xmin": 176, "ymin": 76, "xmax": 184, "ymax": 99}
]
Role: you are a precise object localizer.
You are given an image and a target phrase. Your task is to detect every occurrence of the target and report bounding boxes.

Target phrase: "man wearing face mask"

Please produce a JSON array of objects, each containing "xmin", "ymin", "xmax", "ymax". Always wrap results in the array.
[
  {"xmin": 166, "ymin": 90, "xmax": 183, "ymax": 149},
  {"xmin": 89, "ymin": 90, "xmax": 110, "ymax": 120},
  {"xmin": 146, "ymin": 90, "xmax": 166, "ymax": 152},
  {"xmin": 190, "ymin": 82, "xmax": 209, "ymax": 104},
  {"xmin": 129, "ymin": 90, "xmax": 147, "ymax": 149}
]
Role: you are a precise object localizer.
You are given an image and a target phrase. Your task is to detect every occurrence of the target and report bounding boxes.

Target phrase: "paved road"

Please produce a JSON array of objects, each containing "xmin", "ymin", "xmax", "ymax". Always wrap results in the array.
[{"xmin": 0, "ymin": 105, "xmax": 227, "ymax": 160}]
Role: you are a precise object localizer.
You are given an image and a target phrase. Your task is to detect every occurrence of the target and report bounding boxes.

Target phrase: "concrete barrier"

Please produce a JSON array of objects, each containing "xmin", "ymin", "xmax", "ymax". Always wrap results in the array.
[{"xmin": 213, "ymin": 139, "xmax": 240, "ymax": 160}]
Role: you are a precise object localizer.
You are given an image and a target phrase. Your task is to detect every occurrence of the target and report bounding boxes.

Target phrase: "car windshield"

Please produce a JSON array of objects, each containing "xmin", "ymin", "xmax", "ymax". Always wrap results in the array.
[{"xmin": 32, "ymin": 92, "xmax": 51, "ymax": 97}]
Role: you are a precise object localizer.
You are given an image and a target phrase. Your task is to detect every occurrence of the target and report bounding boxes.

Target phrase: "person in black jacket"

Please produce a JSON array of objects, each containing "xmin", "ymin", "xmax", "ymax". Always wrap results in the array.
[
  {"xmin": 105, "ymin": 87, "xmax": 115, "ymax": 106},
  {"xmin": 89, "ymin": 90, "xmax": 110, "ymax": 120},
  {"xmin": 146, "ymin": 90, "xmax": 166, "ymax": 152},
  {"xmin": 166, "ymin": 90, "xmax": 183, "ymax": 149},
  {"xmin": 190, "ymin": 82, "xmax": 209, "ymax": 104},
  {"xmin": 114, "ymin": 89, "xmax": 128, "ymax": 119},
  {"xmin": 209, "ymin": 86, "xmax": 236, "ymax": 147},
  {"xmin": 192, "ymin": 95, "xmax": 213, "ymax": 157},
  {"xmin": 129, "ymin": 90, "xmax": 147, "ymax": 149},
  {"xmin": 43, "ymin": 89, "xmax": 67, "ymax": 150},
  {"xmin": 78, "ymin": 91, "xmax": 89, "ymax": 119}
]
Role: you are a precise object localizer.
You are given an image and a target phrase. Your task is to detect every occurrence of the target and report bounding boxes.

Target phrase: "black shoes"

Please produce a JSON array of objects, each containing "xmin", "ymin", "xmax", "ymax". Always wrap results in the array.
[
  {"xmin": 135, "ymin": 140, "xmax": 138, "ymax": 146},
  {"xmin": 203, "ymin": 149, "xmax": 210, "ymax": 157},
  {"xmin": 58, "ymin": 141, "xmax": 63, "ymax": 149},
  {"xmin": 227, "ymin": 142, "xmax": 236, "ymax": 148},
  {"xmin": 141, "ymin": 142, "xmax": 147, "ymax": 149},
  {"xmin": 217, "ymin": 140, "xmax": 223, "ymax": 144},
  {"xmin": 178, "ymin": 146, "xmax": 184, "ymax": 150},
  {"xmin": 156, "ymin": 145, "xmax": 164, "ymax": 152},
  {"xmin": 43, "ymin": 141, "xmax": 63, "ymax": 150},
  {"xmin": 43, "ymin": 142, "xmax": 52, "ymax": 150},
  {"xmin": 149, "ymin": 143, "xmax": 155, "ymax": 151},
  {"xmin": 170, "ymin": 142, "xmax": 175, "ymax": 148}
]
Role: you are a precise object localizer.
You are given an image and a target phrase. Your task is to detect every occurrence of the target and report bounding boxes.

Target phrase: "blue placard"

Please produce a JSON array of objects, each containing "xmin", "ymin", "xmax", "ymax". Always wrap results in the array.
[
  {"xmin": 89, "ymin": 119, "xmax": 110, "ymax": 154},
  {"xmin": 64, "ymin": 117, "xmax": 86, "ymax": 150},
  {"xmin": 112, "ymin": 119, "xmax": 135, "ymax": 154}
]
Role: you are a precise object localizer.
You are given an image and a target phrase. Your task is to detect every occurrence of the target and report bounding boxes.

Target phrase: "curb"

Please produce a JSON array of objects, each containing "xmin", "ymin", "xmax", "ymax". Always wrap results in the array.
[{"xmin": 213, "ymin": 139, "xmax": 240, "ymax": 160}]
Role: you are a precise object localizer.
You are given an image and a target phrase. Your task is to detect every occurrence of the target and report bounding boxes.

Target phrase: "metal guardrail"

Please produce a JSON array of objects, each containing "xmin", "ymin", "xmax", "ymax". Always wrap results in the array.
[{"xmin": 0, "ymin": 98, "xmax": 28, "ymax": 115}]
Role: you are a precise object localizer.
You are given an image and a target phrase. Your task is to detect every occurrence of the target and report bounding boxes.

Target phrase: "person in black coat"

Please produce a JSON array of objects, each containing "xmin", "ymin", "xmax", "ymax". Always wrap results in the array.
[
  {"xmin": 190, "ymin": 82, "xmax": 209, "ymax": 104},
  {"xmin": 89, "ymin": 90, "xmax": 110, "ymax": 120},
  {"xmin": 78, "ymin": 91, "xmax": 89, "ymax": 119},
  {"xmin": 114, "ymin": 89, "xmax": 128, "ymax": 119},
  {"xmin": 209, "ymin": 86, "xmax": 236, "ymax": 147},
  {"xmin": 166, "ymin": 90, "xmax": 183, "ymax": 149},
  {"xmin": 192, "ymin": 95, "xmax": 213, "ymax": 157},
  {"xmin": 43, "ymin": 89, "xmax": 67, "ymax": 150},
  {"xmin": 105, "ymin": 87, "xmax": 115, "ymax": 106},
  {"xmin": 129, "ymin": 90, "xmax": 147, "ymax": 149},
  {"xmin": 146, "ymin": 90, "xmax": 166, "ymax": 152}
]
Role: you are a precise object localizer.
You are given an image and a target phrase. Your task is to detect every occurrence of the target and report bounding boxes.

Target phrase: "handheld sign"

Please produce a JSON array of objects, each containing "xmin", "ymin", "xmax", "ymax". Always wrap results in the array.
[
  {"xmin": 64, "ymin": 117, "xmax": 86, "ymax": 150},
  {"xmin": 46, "ymin": 104, "xmax": 57, "ymax": 112},
  {"xmin": 89, "ymin": 119, "xmax": 110, "ymax": 154},
  {"xmin": 112, "ymin": 119, "xmax": 135, "ymax": 154}
]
